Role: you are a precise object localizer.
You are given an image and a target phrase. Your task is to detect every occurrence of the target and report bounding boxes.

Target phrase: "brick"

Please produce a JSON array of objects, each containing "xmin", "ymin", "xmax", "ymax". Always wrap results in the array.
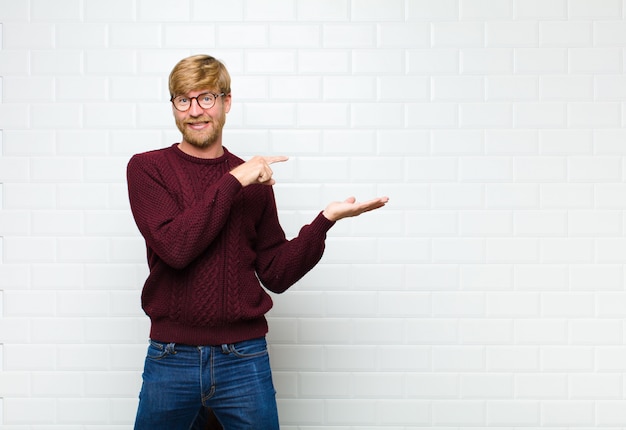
[
  {"xmin": 541, "ymin": 238, "xmax": 595, "ymax": 263},
  {"xmin": 378, "ymin": 22, "xmax": 430, "ymax": 47},
  {"xmin": 137, "ymin": 0, "xmax": 190, "ymax": 21},
  {"xmin": 109, "ymin": 24, "xmax": 161, "ymax": 48},
  {"xmin": 514, "ymin": 156, "xmax": 567, "ymax": 182},
  {"xmin": 432, "ymin": 400, "xmax": 485, "ymax": 425},
  {"xmin": 486, "ymin": 129, "xmax": 538, "ymax": 154},
  {"xmin": 515, "ymin": 320, "xmax": 568, "ymax": 344},
  {"xmin": 268, "ymin": 76, "xmax": 320, "ymax": 101},
  {"xmin": 299, "ymin": 372, "xmax": 350, "ymax": 396},
  {"xmin": 540, "ymin": 129, "xmax": 592, "ymax": 154},
  {"xmin": 541, "ymin": 346, "xmax": 594, "ymax": 371},
  {"xmin": 569, "ymin": 48, "xmax": 623, "ymax": 73},
  {"xmin": 542, "ymin": 401, "xmax": 595, "ymax": 426},
  {"xmin": 462, "ymin": 374, "xmax": 513, "ymax": 398},
  {"xmin": 353, "ymin": 318, "xmax": 404, "ymax": 343},
  {"xmin": 460, "ymin": 211, "xmax": 512, "ymax": 236},
  {"xmin": 515, "ymin": 48, "xmax": 568, "ymax": 73},
  {"xmin": 0, "ymin": 50, "xmax": 29, "ymax": 75},
  {"xmin": 595, "ymin": 20, "xmax": 626, "ymax": 45},
  {"xmin": 218, "ymin": 24, "xmax": 267, "ymax": 48},
  {"xmin": 515, "ymin": 264, "xmax": 568, "ymax": 290},
  {"xmin": 31, "ymin": 103, "xmax": 83, "ymax": 129},
  {"xmin": 408, "ymin": 0, "xmax": 459, "ymax": 20},
  {"xmin": 433, "ymin": 76, "xmax": 484, "ymax": 101},
  {"xmin": 298, "ymin": 50, "xmax": 350, "ymax": 73},
  {"xmin": 31, "ymin": 157, "xmax": 84, "ymax": 182},
  {"xmin": 515, "ymin": 102, "xmax": 567, "ymax": 128},
  {"xmin": 270, "ymin": 24, "xmax": 320, "ymax": 48},
  {"xmin": 4, "ymin": 237, "xmax": 56, "ymax": 263},
  {"xmin": 323, "ymin": 76, "xmax": 374, "ymax": 100},
  {"xmin": 408, "ymin": 48, "xmax": 460, "ymax": 74},
  {"xmin": 57, "ymin": 24, "xmax": 107, "ymax": 48},
  {"xmin": 460, "ymin": 156, "xmax": 513, "ymax": 181},
  {"xmin": 244, "ymin": 0, "xmax": 295, "ymax": 21},
  {"xmin": 462, "ymin": 48, "xmax": 513, "ymax": 74},
  {"xmin": 486, "ymin": 401, "xmax": 540, "ymax": 426},
  {"xmin": 515, "ymin": 0, "xmax": 567, "ymax": 19},
  {"xmin": 3, "ymin": 398, "xmax": 57, "ymax": 424},
  {"xmin": 486, "ymin": 184, "xmax": 539, "ymax": 209},
  {"xmin": 4, "ymin": 291, "xmax": 56, "ymax": 317},
  {"xmin": 0, "ymin": 157, "xmax": 29, "ymax": 182},
  {"xmin": 85, "ymin": 50, "xmax": 137, "ymax": 75},
  {"xmin": 461, "ymin": 0, "xmax": 512, "ymax": 19},
  {"xmin": 486, "ymin": 21, "xmax": 538, "ymax": 47},
  {"xmin": 433, "ymin": 292, "xmax": 484, "ymax": 317},
  {"xmin": 432, "ymin": 238, "xmax": 485, "ymax": 263},
  {"xmin": 461, "ymin": 264, "xmax": 512, "ymax": 290},
  {"xmin": 2, "ymin": 23, "xmax": 55, "ymax": 49},
  {"xmin": 540, "ymin": 75, "xmax": 594, "ymax": 100},
  {"xmin": 540, "ymin": 21, "xmax": 593, "ymax": 47},
  {"xmin": 352, "ymin": 49, "xmax": 404, "ymax": 74},
  {"xmin": 569, "ymin": 0, "xmax": 622, "ymax": 18},
  {"xmin": 84, "ymin": 0, "xmax": 135, "ymax": 21},
  {"xmin": 407, "ymin": 103, "xmax": 458, "ymax": 128},
  {"xmin": 488, "ymin": 292, "xmax": 540, "ymax": 317},
  {"xmin": 569, "ymin": 320, "xmax": 622, "ymax": 345},
  {"xmin": 3, "ymin": 77, "xmax": 55, "ymax": 102},
  {"xmin": 514, "ymin": 211, "xmax": 567, "ymax": 237},
  {"xmin": 433, "ymin": 22, "xmax": 485, "ymax": 47},
  {"xmin": 568, "ymin": 155, "xmax": 622, "ymax": 182},
  {"xmin": 487, "ymin": 346, "xmax": 539, "ymax": 371},
  {"xmin": 323, "ymin": 130, "xmax": 376, "ymax": 154},
  {"xmin": 487, "ymin": 76, "xmax": 538, "ymax": 100},
  {"xmin": 461, "ymin": 102, "xmax": 513, "ymax": 127}
]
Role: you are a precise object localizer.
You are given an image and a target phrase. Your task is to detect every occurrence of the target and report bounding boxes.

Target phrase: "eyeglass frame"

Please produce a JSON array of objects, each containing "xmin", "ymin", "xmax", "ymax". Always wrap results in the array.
[{"xmin": 170, "ymin": 92, "xmax": 226, "ymax": 112}]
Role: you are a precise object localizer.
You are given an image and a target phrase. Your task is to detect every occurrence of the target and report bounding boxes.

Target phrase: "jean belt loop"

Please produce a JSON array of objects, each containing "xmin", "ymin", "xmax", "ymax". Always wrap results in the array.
[
  {"xmin": 165, "ymin": 343, "xmax": 176, "ymax": 355},
  {"xmin": 221, "ymin": 344, "xmax": 230, "ymax": 354}
]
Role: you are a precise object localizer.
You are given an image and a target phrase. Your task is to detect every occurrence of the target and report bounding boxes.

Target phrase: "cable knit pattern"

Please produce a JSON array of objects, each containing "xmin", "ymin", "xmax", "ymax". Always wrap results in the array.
[{"xmin": 127, "ymin": 144, "xmax": 335, "ymax": 345}]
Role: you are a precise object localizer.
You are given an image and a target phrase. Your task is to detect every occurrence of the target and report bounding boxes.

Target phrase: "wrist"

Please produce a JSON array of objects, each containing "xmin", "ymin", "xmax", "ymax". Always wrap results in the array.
[{"xmin": 322, "ymin": 209, "xmax": 337, "ymax": 222}]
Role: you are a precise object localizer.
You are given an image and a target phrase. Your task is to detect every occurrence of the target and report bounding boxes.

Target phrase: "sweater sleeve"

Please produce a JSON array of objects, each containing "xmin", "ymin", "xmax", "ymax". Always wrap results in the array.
[
  {"xmin": 254, "ymin": 188, "xmax": 335, "ymax": 293},
  {"xmin": 127, "ymin": 153, "xmax": 243, "ymax": 269}
]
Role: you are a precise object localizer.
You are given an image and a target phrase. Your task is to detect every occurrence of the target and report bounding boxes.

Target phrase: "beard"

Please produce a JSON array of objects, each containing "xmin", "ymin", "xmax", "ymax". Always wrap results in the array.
[{"xmin": 175, "ymin": 111, "xmax": 226, "ymax": 149}]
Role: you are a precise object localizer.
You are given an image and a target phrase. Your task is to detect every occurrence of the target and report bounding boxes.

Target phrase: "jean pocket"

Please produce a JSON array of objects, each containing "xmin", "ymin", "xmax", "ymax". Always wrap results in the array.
[
  {"xmin": 229, "ymin": 338, "xmax": 268, "ymax": 358},
  {"xmin": 147, "ymin": 340, "xmax": 175, "ymax": 360}
]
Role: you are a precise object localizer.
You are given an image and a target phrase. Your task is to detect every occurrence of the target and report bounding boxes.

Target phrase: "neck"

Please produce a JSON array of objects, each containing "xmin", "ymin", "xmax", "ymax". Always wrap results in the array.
[{"xmin": 177, "ymin": 141, "xmax": 224, "ymax": 159}]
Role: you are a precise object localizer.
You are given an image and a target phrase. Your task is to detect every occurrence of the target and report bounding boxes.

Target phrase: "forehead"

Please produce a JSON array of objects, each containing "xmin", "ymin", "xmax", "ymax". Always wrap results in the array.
[{"xmin": 177, "ymin": 89, "xmax": 216, "ymax": 97}]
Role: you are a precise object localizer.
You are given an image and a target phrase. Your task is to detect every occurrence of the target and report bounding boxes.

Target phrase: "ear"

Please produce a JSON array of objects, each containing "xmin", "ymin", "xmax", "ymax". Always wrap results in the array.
[{"xmin": 223, "ymin": 93, "xmax": 232, "ymax": 114}]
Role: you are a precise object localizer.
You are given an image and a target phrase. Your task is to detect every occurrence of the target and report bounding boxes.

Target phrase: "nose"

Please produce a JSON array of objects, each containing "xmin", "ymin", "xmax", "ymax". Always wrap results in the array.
[{"xmin": 188, "ymin": 98, "xmax": 204, "ymax": 116}]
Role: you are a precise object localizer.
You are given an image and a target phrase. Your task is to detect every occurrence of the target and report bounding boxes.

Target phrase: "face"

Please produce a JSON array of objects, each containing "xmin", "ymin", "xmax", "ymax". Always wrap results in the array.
[{"xmin": 173, "ymin": 89, "xmax": 231, "ymax": 149}]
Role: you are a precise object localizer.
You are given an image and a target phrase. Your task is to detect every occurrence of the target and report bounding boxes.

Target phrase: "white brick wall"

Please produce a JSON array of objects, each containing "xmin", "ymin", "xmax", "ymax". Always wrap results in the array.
[{"xmin": 1, "ymin": 0, "xmax": 626, "ymax": 428}]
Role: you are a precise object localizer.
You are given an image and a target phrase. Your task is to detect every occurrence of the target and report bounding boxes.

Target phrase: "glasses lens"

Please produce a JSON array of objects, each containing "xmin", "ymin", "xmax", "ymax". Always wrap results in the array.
[
  {"xmin": 173, "ymin": 96, "xmax": 190, "ymax": 111},
  {"xmin": 197, "ymin": 94, "xmax": 215, "ymax": 109}
]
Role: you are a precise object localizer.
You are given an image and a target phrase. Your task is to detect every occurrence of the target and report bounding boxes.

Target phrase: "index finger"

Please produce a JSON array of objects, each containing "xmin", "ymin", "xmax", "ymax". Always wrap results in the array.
[{"xmin": 264, "ymin": 155, "xmax": 289, "ymax": 165}]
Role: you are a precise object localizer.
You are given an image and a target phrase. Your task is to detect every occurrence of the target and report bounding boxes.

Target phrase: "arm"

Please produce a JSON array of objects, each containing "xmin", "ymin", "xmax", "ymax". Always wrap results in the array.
[
  {"xmin": 232, "ymin": 154, "xmax": 389, "ymax": 292},
  {"xmin": 254, "ymin": 196, "xmax": 335, "ymax": 294},
  {"xmin": 255, "ymin": 195, "xmax": 390, "ymax": 292},
  {"xmin": 127, "ymin": 154, "xmax": 242, "ymax": 269}
]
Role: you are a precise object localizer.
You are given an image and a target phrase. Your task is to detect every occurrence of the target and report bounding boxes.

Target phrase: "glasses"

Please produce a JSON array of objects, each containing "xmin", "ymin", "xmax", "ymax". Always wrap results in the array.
[{"xmin": 170, "ymin": 92, "xmax": 226, "ymax": 112}]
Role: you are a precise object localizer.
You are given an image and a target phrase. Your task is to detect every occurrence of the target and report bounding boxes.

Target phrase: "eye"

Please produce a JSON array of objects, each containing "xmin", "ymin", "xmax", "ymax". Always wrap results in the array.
[
  {"xmin": 201, "ymin": 94, "xmax": 213, "ymax": 103},
  {"xmin": 178, "ymin": 97, "xmax": 189, "ymax": 104}
]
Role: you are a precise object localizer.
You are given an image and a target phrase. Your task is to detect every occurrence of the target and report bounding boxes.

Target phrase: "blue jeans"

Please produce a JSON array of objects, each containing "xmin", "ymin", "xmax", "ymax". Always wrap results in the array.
[{"xmin": 134, "ymin": 337, "xmax": 279, "ymax": 430}]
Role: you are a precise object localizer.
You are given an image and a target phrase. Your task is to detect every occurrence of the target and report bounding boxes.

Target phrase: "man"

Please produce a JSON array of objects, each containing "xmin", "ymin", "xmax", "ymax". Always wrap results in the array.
[{"xmin": 127, "ymin": 54, "xmax": 389, "ymax": 429}]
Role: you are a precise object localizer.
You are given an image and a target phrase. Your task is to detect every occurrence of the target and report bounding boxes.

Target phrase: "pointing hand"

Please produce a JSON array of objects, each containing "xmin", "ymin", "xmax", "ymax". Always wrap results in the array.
[{"xmin": 230, "ymin": 155, "xmax": 289, "ymax": 187}]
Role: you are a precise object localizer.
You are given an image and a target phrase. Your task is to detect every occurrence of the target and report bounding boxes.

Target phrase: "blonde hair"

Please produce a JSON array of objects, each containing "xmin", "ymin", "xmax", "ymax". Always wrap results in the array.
[{"xmin": 168, "ymin": 55, "xmax": 231, "ymax": 98}]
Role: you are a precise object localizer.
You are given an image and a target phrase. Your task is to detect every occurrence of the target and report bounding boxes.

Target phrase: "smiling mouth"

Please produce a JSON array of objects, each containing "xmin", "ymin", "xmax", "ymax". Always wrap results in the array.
[{"xmin": 187, "ymin": 121, "xmax": 210, "ymax": 130}]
